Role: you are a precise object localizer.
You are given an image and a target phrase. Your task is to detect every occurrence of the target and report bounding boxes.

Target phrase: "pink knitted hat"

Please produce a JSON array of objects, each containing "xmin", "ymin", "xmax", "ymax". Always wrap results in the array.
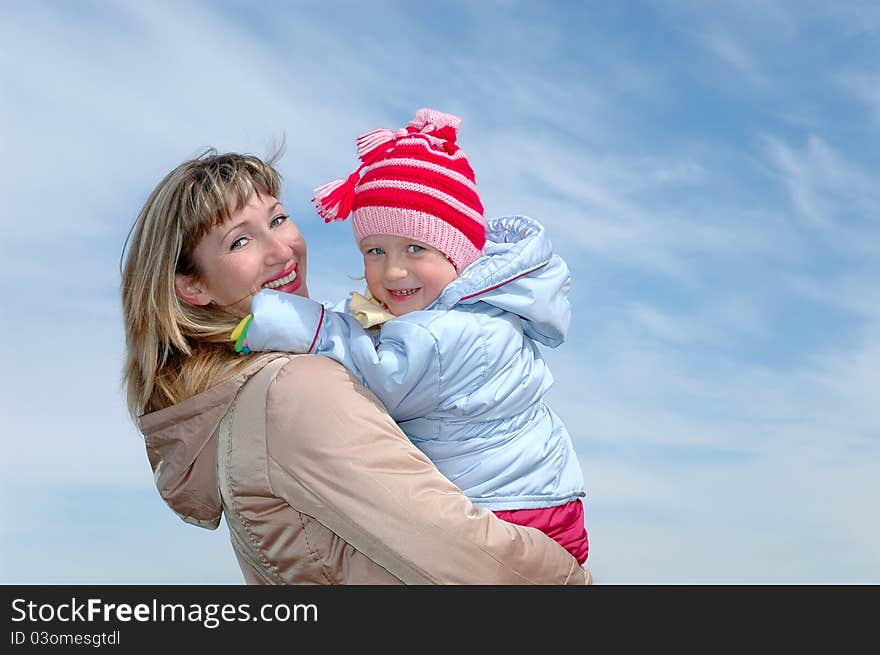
[{"xmin": 312, "ymin": 108, "xmax": 486, "ymax": 272}]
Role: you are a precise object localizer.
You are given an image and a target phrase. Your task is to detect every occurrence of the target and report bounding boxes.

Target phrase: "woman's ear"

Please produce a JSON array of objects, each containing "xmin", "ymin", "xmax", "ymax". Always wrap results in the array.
[{"xmin": 174, "ymin": 273, "xmax": 212, "ymax": 306}]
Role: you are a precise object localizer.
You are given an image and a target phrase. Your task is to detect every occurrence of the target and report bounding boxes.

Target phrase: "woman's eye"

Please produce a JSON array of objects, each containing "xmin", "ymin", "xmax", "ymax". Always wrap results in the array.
[
  {"xmin": 270, "ymin": 214, "xmax": 288, "ymax": 228},
  {"xmin": 230, "ymin": 237, "xmax": 247, "ymax": 251}
]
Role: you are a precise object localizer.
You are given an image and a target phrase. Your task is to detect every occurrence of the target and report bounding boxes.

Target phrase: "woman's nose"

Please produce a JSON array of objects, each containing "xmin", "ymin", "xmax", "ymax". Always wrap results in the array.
[{"xmin": 266, "ymin": 234, "xmax": 292, "ymax": 262}]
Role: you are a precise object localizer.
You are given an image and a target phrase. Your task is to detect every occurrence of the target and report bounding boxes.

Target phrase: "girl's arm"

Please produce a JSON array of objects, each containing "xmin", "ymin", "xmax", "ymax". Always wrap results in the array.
[{"xmin": 246, "ymin": 289, "xmax": 442, "ymax": 420}]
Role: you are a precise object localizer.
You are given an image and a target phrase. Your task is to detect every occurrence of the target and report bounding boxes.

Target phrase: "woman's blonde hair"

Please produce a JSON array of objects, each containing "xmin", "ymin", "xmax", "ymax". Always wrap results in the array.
[{"xmin": 120, "ymin": 148, "xmax": 283, "ymax": 418}]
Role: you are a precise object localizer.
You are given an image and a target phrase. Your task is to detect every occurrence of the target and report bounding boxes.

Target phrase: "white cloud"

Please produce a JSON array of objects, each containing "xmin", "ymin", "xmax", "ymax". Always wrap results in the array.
[
  {"xmin": 698, "ymin": 31, "xmax": 768, "ymax": 88},
  {"xmin": 763, "ymin": 134, "xmax": 880, "ymax": 229},
  {"xmin": 837, "ymin": 72, "xmax": 880, "ymax": 125},
  {"xmin": 625, "ymin": 296, "xmax": 768, "ymax": 348},
  {"xmin": 582, "ymin": 437, "xmax": 880, "ymax": 582},
  {"xmin": 548, "ymin": 281, "xmax": 880, "ymax": 582},
  {"xmin": 785, "ymin": 272, "xmax": 880, "ymax": 323}
]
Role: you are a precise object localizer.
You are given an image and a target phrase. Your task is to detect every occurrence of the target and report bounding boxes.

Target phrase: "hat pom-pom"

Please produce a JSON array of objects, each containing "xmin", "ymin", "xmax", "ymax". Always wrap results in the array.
[
  {"xmin": 312, "ymin": 171, "xmax": 360, "ymax": 223},
  {"xmin": 409, "ymin": 108, "xmax": 461, "ymax": 140}
]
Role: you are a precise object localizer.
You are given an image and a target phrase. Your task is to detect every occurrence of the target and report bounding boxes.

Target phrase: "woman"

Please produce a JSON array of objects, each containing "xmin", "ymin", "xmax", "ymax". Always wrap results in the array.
[{"xmin": 121, "ymin": 148, "xmax": 592, "ymax": 584}]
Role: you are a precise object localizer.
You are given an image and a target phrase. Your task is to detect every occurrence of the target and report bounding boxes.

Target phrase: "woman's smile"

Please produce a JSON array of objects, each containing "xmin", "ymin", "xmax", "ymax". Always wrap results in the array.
[{"xmin": 263, "ymin": 263, "xmax": 300, "ymax": 292}]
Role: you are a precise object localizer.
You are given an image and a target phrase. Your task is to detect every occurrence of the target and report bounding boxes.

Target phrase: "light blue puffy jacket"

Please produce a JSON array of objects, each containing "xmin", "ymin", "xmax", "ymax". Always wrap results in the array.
[{"xmin": 247, "ymin": 215, "xmax": 585, "ymax": 511}]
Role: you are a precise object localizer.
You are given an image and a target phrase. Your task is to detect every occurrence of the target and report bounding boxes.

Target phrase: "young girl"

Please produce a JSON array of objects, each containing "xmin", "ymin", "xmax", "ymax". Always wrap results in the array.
[{"xmin": 235, "ymin": 109, "xmax": 589, "ymax": 564}]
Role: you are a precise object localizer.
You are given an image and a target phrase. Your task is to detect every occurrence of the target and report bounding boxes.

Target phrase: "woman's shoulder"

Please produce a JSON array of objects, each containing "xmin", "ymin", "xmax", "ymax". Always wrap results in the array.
[
  {"xmin": 231, "ymin": 353, "xmax": 390, "ymax": 463},
  {"xmin": 256, "ymin": 353, "xmax": 390, "ymax": 432},
  {"xmin": 236, "ymin": 353, "xmax": 360, "ymax": 407},
  {"xmin": 266, "ymin": 352, "xmax": 362, "ymax": 394},
  {"xmin": 228, "ymin": 353, "xmax": 354, "ymax": 417}
]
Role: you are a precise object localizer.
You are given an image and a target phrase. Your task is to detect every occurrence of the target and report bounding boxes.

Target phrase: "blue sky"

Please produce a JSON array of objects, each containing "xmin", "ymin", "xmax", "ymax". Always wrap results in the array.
[{"xmin": 1, "ymin": 0, "xmax": 878, "ymax": 583}]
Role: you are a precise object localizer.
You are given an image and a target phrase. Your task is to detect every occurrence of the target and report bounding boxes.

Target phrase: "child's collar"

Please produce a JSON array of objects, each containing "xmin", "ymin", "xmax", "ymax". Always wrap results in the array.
[{"xmin": 348, "ymin": 289, "xmax": 397, "ymax": 328}]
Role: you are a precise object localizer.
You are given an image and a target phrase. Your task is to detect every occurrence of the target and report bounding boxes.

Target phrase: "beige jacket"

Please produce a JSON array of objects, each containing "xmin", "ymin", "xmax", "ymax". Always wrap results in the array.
[{"xmin": 140, "ymin": 353, "xmax": 591, "ymax": 585}]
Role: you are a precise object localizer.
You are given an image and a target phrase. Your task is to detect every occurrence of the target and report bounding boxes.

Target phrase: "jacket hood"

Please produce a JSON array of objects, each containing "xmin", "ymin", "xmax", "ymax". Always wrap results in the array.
[
  {"xmin": 137, "ymin": 353, "xmax": 288, "ymax": 529},
  {"xmin": 435, "ymin": 215, "xmax": 571, "ymax": 347}
]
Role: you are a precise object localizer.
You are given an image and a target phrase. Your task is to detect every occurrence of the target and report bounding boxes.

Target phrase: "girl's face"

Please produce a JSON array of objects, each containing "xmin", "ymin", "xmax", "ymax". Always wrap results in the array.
[
  {"xmin": 175, "ymin": 192, "xmax": 308, "ymax": 316},
  {"xmin": 360, "ymin": 234, "xmax": 457, "ymax": 315}
]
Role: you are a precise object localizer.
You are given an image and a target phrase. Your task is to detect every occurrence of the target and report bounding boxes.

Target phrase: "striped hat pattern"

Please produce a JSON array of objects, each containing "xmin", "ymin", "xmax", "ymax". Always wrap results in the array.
[{"xmin": 313, "ymin": 108, "xmax": 486, "ymax": 272}]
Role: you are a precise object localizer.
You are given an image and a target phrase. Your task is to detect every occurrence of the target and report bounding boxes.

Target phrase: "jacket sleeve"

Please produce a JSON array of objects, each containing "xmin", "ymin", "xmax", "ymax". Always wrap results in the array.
[
  {"xmin": 263, "ymin": 355, "xmax": 589, "ymax": 585},
  {"xmin": 247, "ymin": 289, "xmax": 441, "ymax": 420}
]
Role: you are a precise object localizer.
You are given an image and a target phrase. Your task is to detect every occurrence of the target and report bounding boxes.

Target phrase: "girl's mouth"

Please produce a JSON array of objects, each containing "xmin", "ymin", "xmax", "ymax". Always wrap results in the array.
[{"xmin": 387, "ymin": 288, "xmax": 420, "ymax": 298}]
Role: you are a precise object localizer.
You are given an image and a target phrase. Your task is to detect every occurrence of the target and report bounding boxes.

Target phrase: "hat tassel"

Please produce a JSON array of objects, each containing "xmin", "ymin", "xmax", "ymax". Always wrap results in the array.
[{"xmin": 312, "ymin": 170, "xmax": 361, "ymax": 222}]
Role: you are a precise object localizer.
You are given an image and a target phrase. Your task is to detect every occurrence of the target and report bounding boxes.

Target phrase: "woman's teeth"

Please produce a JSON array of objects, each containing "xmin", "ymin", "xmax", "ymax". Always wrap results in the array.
[
  {"xmin": 263, "ymin": 269, "xmax": 297, "ymax": 289},
  {"xmin": 388, "ymin": 288, "xmax": 418, "ymax": 297}
]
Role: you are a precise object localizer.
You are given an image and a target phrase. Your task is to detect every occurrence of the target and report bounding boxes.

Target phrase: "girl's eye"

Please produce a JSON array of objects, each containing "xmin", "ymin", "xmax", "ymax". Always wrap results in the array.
[
  {"xmin": 270, "ymin": 214, "xmax": 288, "ymax": 228},
  {"xmin": 407, "ymin": 244, "xmax": 425, "ymax": 254},
  {"xmin": 366, "ymin": 247, "xmax": 384, "ymax": 256},
  {"xmin": 230, "ymin": 237, "xmax": 247, "ymax": 251}
]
